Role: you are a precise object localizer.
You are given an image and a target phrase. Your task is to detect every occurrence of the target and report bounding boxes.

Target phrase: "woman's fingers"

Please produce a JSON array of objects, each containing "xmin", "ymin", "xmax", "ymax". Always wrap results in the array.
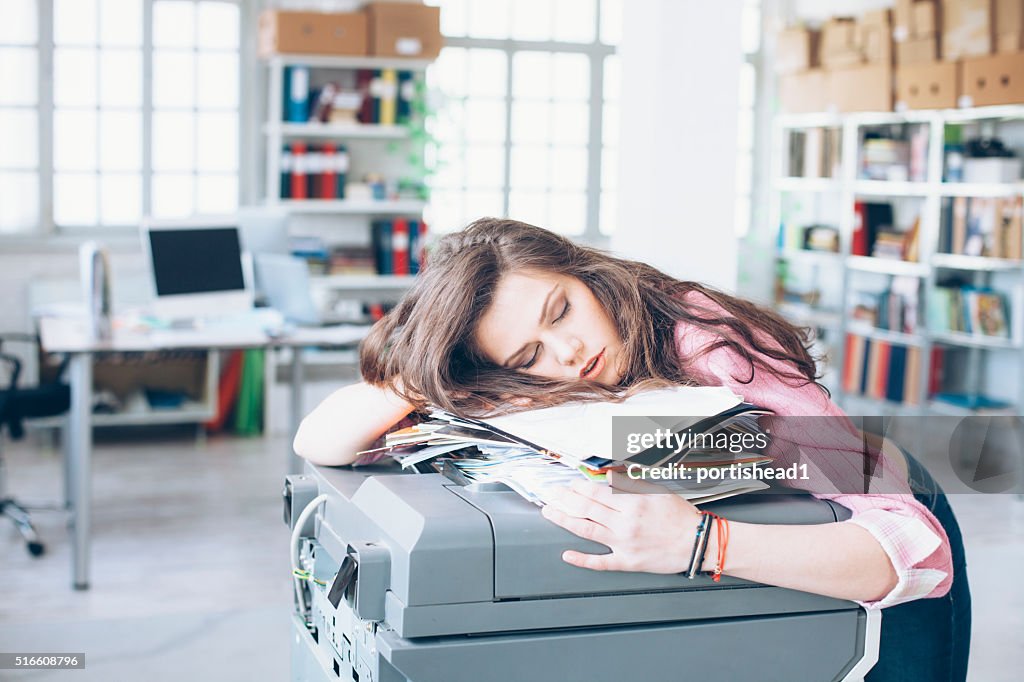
[
  {"xmin": 561, "ymin": 549, "xmax": 620, "ymax": 571},
  {"xmin": 541, "ymin": 505, "xmax": 613, "ymax": 545}
]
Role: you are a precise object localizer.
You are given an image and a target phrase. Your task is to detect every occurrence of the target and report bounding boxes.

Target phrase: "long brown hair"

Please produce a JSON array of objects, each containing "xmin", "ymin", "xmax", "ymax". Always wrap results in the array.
[{"xmin": 361, "ymin": 218, "xmax": 825, "ymax": 417}]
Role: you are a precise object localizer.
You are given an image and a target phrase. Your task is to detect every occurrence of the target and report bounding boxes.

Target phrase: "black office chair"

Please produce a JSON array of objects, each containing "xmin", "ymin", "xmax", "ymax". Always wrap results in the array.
[{"xmin": 0, "ymin": 332, "xmax": 70, "ymax": 557}]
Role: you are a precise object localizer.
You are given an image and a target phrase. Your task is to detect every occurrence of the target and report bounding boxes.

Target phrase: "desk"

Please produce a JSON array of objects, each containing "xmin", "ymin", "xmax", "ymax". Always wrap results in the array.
[{"xmin": 39, "ymin": 316, "xmax": 369, "ymax": 590}]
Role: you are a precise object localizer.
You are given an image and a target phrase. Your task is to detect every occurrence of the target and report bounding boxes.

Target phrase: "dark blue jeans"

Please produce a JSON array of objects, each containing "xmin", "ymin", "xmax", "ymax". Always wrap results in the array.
[{"xmin": 866, "ymin": 452, "xmax": 971, "ymax": 681}]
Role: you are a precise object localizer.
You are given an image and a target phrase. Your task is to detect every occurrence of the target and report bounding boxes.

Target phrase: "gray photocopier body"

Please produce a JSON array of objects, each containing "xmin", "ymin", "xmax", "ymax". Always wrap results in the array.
[{"xmin": 284, "ymin": 463, "xmax": 880, "ymax": 682}]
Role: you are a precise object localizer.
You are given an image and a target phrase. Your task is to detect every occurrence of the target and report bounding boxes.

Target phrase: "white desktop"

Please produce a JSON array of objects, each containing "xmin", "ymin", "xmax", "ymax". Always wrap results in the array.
[{"xmin": 141, "ymin": 217, "xmax": 254, "ymax": 321}]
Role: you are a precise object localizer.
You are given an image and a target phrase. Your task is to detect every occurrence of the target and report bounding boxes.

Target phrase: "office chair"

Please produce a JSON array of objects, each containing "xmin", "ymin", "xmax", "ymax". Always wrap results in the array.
[{"xmin": 0, "ymin": 332, "xmax": 70, "ymax": 557}]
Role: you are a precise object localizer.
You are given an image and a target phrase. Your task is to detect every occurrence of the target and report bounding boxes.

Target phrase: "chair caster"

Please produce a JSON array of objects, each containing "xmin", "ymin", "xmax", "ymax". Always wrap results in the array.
[{"xmin": 27, "ymin": 541, "xmax": 45, "ymax": 557}]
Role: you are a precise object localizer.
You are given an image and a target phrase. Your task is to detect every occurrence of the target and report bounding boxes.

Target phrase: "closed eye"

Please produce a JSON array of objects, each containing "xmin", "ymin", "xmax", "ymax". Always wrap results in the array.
[
  {"xmin": 553, "ymin": 300, "xmax": 570, "ymax": 323},
  {"xmin": 521, "ymin": 345, "xmax": 540, "ymax": 370}
]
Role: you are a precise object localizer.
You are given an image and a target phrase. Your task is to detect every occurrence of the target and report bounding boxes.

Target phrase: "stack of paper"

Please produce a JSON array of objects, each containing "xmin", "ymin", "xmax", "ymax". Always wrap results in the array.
[{"xmin": 355, "ymin": 386, "xmax": 774, "ymax": 507}]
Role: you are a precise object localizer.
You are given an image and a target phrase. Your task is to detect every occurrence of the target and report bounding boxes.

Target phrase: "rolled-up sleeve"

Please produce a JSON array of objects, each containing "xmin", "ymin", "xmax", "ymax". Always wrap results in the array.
[{"xmin": 822, "ymin": 493, "xmax": 953, "ymax": 608}]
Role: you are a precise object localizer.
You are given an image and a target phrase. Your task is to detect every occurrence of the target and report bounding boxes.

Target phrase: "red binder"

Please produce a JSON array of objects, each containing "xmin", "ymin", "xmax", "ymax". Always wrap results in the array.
[
  {"xmin": 291, "ymin": 142, "xmax": 307, "ymax": 199},
  {"xmin": 320, "ymin": 143, "xmax": 337, "ymax": 199}
]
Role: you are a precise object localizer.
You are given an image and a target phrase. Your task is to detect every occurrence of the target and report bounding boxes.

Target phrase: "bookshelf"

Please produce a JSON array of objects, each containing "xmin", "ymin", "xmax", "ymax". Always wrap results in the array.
[
  {"xmin": 770, "ymin": 105, "xmax": 1024, "ymax": 416},
  {"xmin": 260, "ymin": 52, "xmax": 433, "ymax": 325}
]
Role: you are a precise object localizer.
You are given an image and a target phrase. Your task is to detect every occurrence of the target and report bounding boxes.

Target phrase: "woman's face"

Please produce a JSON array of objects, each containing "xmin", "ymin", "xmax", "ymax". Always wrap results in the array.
[{"xmin": 474, "ymin": 270, "xmax": 625, "ymax": 384}]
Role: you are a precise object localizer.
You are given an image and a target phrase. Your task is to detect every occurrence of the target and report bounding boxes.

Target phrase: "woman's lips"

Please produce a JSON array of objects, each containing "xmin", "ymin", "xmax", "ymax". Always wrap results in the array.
[{"xmin": 580, "ymin": 349, "xmax": 606, "ymax": 379}]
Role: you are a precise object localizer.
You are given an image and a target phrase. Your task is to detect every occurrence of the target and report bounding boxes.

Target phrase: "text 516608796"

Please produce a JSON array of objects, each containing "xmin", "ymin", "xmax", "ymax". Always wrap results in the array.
[{"xmin": 0, "ymin": 654, "xmax": 85, "ymax": 669}]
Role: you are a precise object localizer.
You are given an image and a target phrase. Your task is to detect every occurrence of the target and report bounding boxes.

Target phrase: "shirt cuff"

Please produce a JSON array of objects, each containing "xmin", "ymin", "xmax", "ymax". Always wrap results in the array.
[{"xmin": 846, "ymin": 509, "xmax": 949, "ymax": 609}]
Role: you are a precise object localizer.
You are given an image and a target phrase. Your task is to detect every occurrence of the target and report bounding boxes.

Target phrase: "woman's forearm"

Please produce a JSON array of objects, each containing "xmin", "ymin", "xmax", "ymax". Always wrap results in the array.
[
  {"xmin": 293, "ymin": 381, "xmax": 415, "ymax": 466},
  {"xmin": 702, "ymin": 520, "xmax": 898, "ymax": 603}
]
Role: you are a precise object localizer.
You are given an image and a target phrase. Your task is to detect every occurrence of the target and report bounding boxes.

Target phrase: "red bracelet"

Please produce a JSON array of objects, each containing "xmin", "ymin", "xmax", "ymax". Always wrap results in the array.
[{"xmin": 698, "ymin": 511, "xmax": 730, "ymax": 582}]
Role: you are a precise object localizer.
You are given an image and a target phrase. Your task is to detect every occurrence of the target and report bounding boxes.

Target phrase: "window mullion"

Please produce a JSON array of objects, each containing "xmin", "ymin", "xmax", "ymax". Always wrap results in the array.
[
  {"xmin": 142, "ymin": 0, "xmax": 153, "ymax": 218},
  {"xmin": 39, "ymin": 0, "xmax": 54, "ymax": 235},
  {"xmin": 501, "ymin": 49, "xmax": 513, "ymax": 218},
  {"xmin": 585, "ymin": 52, "xmax": 604, "ymax": 241}
]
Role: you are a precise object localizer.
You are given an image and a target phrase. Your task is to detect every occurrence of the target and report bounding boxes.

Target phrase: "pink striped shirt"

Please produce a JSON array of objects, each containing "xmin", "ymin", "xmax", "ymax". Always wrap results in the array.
[{"xmin": 675, "ymin": 296, "xmax": 953, "ymax": 609}]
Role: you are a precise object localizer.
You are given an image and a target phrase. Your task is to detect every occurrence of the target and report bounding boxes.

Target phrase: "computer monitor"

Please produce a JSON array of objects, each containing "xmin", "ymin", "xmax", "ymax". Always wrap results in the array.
[{"xmin": 141, "ymin": 217, "xmax": 253, "ymax": 320}]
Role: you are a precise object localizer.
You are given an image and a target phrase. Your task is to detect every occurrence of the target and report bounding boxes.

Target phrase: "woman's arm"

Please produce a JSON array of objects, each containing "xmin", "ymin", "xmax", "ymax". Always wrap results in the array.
[
  {"xmin": 293, "ymin": 381, "xmax": 415, "ymax": 466},
  {"xmin": 542, "ymin": 476, "xmax": 898, "ymax": 603}
]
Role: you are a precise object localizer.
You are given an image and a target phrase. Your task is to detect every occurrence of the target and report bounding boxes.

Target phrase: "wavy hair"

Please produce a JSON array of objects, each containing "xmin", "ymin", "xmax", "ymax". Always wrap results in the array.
[{"xmin": 360, "ymin": 218, "xmax": 825, "ymax": 417}]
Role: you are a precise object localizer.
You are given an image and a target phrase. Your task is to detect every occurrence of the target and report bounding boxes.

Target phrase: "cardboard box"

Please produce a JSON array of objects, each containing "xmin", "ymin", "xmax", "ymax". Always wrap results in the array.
[
  {"xmin": 943, "ymin": 0, "xmax": 993, "ymax": 60},
  {"xmin": 821, "ymin": 18, "xmax": 861, "ymax": 67},
  {"xmin": 894, "ymin": 0, "xmax": 913, "ymax": 40},
  {"xmin": 996, "ymin": 0, "xmax": 1024, "ymax": 52},
  {"xmin": 776, "ymin": 27, "xmax": 819, "ymax": 73},
  {"xmin": 364, "ymin": 2, "xmax": 443, "ymax": 59},
  {"xmin": 896, "ymin": 61, "xmax": 959, "ymax": 109},
  {"xmin": 778, "ymin": 70, "xmax": 829, "ymax": 113},
  {"xmin": 913, "ymin": 1, "xmax": 938, "ymax": 35},
  {"xmin": 258, "ymin": 10, "xmax": 367, "ymax": 57},
  {"xmin": 897, "ymin": 35, "xmax": 940, "ymax": 64},
  {"xmin": 960, "ymin": 52, "xmax": 1024, "ymax": 105},
  {"xmin": 828, "ymin": 64, "xmax": 893, "ymax": 112}
]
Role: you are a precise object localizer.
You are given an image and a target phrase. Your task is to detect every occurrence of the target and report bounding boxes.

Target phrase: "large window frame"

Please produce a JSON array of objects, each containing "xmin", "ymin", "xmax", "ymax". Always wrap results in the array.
[
  {"xmin": 426, "ymin": 0, "xmax": 617, "ymax": 242},
  {"xmin": 0, "ymin": 0, "xmax": 249, "ymax": 237}
]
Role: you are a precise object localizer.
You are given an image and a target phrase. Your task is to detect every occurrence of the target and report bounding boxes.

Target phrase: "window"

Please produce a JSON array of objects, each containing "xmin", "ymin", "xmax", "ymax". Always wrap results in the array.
[
  {"xmin": 0, "ymin": 0, "xmax": 241, "ymax": 234},
  {"xmin": 425, "ymin": 0, "xmax": 619, "ymax": 239},
  {"xmin": 0, "ymin": 0, "xmax": 40, "ymax": 233}
]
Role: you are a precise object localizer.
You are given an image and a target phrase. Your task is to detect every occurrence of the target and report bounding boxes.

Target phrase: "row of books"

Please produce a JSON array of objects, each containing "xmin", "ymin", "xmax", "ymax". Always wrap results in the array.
[
  {"xmin": 851, "ymin": 280, "xmax": 920, "ymax": 334},
  {"xmin": 842, "ymin": 335, "xmax": 935, "ymax": 405},
  {"xmin": 357, "ymin": 387, "xmax": 772, "ymax": 507},
  {"xmin": 787, "ymin": 127, "xmax": 842, "ymax": 179},
  {"xmin": 280, "ymin": 143, "xmax": 349, "ymax": 199},
  {"xmin": 283, "ymin": 66, "xmax": 417, "ymax": 126},
  {"xmin": 372, "ymin": 218, "xmax": 427, "ymax": 275},
  {"xmin": 859, "ymin": 127, "xmax": 928, "ymax": 183},
  {"xmin": 940, "ymin": 196, "xmax": 1023, "ymax": 260},
  {"xmin": 927, "ymin": 287, "xmax": 1011, "ymax": 338},
  {"xmin": 289, "ymin": 221, "xmax": 426, "ymax": 277}
]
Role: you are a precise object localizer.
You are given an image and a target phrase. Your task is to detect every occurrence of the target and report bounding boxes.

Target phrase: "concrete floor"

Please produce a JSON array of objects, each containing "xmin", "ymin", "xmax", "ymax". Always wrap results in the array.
[{"xmin": 0, "ymin": 429, "xmax": 1022, "ymax": 680}]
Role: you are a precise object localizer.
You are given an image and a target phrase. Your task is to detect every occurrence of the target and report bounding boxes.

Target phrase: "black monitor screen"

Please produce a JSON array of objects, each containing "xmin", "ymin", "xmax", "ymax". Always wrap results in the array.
[{"xmin": 148, "ymin": 227, "xmax": 246, "ymax": 296}]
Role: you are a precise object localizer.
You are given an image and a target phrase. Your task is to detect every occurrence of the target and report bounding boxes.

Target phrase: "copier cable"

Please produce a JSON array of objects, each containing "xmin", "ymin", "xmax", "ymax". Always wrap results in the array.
[{"xmin": 291, "ymin": 493, "xmax": 330, "ymax": 621}]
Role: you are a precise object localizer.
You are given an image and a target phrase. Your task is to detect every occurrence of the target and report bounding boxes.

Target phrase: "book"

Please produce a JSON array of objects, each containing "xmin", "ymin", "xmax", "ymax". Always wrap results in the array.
[{"xmin": 360, "ymin": 387, "xmax": 773, "ymax": 507}]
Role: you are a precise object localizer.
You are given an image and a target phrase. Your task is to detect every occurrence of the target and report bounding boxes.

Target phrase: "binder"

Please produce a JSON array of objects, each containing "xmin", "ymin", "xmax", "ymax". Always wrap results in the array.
[
  {"xmin": 336, "ymin": 144, "xmax": 349, "ymax": 198},
  {"xmin": 397, "ymin": 70, "xmax": 415, "ymax": 123},
  {"xmin": 321, "ymin": 143, "xmax": 337, "ymax": 199},
  {"xmin": 285, "ymin": 65, "xmax": 310, "ymax": 123},
  {"xmin": 372, "ymin": 220, "xmax": 393, "ymax": 274},
  {"xmin": 290, "ymin": 141, "xmax": 308, "ymax": 199},
  {"xmin": 392, "ymin": 217, "xmax": 409, "ymax": 275},
  {"xmin": 356, "ymin": 69, "xmax": 375, "ymax": 124},
  {"xmin": 408, "ymin": 219, "xmax": 420, "ymax": 274},
  {"xmin": 280, "ymin": 144, "xmax": 293, "ymax": 199},
  {"xmin": 379, "ymin": 69, "xmax": 398, "ymax": 126}
]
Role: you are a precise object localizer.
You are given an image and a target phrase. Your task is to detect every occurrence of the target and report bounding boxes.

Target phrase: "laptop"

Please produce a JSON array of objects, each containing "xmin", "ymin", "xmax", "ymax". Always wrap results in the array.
[{"xmin": 253, "ymin": 253, "xmax": 331, "ymax": 326}]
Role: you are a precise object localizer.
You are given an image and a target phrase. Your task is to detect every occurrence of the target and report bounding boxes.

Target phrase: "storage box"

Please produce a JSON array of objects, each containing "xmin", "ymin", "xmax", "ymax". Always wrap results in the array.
[
  {"xmin": 897, "ymin": 36, "xmax": 940, "ymax": 63},
  {"xmin": 778, "ymin": 70, "xmax": 829, "ymax": 113},
  {"xmin": 258, "ymin": 10, "xmax": 367, "ymax": 57},
  {"xmin": 828, "ymin": 64, "xmax": 893, "ymax": 112},
  {"xmin": 996, "ymin": 0, "xmax": 1024, "ymax": 52},
  {"xmin": 963, "ymin": 157, "xmax": 1023, "ymax": 182},
  {"xmin": 943, "ymin": 0, "xmax": 993, "ymax": 60},
  {"xmin": 776, "ymin": 27, "xmax": 819, "ymax": 73},
  {"xmin": 364, "ymin": 2, "xmax": 443, "ymax": 59},
  {"xmin": 821, "ymin": 18, "xmax": 862, "ymax": 68},
  {"xmin": 896, "ymin": 61, "xmax": 959, "ymax": 109},
  {"xmin": 960, "ymin": 52, "xmax": 1024, "ymax": 105},
  {"xmin": 913, "ymin": 1, "xmax": 938, "ymax": 36}
]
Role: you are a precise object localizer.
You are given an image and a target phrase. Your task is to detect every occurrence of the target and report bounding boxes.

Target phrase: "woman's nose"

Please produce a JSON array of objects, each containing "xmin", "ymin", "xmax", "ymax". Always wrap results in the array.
[{"xmin": 552, "ymin": 335, "xmax": 583, "ymax": 366}]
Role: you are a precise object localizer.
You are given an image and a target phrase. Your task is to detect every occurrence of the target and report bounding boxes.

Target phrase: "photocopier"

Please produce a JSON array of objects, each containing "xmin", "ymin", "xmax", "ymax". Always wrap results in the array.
[{"xmin": 284, "ymin": 463, "xmax": 880, "ymax": 682}]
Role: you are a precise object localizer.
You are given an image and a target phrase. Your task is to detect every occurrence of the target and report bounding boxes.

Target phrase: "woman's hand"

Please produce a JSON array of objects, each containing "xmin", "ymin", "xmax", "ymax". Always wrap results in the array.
[{"xmin": 540, "ymin": 471, "xmax": 702, "ymax": 574}]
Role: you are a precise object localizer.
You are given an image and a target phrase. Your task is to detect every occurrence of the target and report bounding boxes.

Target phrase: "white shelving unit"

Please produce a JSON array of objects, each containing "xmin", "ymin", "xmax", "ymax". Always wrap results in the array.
[
  {"xmin": 770, "ymin": 105, "xmax": 1024, "ymax": 415},
  {"xmin": 260, "ymin": 52, "xmax": 430, "ymax": 313}
]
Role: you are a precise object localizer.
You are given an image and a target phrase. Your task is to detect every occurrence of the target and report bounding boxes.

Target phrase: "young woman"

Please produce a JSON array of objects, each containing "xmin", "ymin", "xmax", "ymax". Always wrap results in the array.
[{"xmin": 295, "ymin": 218, "xmax": 970, "ymax": 680}]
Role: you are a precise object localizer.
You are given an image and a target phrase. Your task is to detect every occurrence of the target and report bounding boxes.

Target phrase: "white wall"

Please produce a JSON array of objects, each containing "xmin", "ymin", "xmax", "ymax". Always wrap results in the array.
[{"xmin": 611, "ymin": 0, "xmax": 744, "ymax": 294}]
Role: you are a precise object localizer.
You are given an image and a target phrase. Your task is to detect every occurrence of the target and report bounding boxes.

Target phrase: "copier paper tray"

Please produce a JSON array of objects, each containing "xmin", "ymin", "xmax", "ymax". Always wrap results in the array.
[{"xmin": 285, "ymin": 464, "xmax": 879, "ymax": 682}]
